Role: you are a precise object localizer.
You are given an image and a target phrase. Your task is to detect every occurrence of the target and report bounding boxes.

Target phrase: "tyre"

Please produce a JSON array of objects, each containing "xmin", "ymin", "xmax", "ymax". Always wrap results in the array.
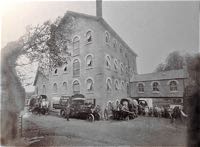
[{"xmin": 87, "ymin": 114, "xmax": 94, "ymax": 122}]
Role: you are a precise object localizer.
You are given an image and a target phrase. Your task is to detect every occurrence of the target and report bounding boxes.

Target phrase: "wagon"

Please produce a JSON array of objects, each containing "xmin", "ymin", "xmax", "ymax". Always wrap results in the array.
[
  {"xmin": 61, "ymin": 98, "xmax": 101, "ymax": 122},
  {"xmin": 112, "ymin": 98, "xmax": 138, "ymax": 120}
]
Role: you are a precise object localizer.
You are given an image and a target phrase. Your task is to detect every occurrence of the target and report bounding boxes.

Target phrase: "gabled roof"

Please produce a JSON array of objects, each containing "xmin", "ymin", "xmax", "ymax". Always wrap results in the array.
[
  {"xmin": 130, "ymin": 69, "xmax": 187, "ymax": 82},
  {"xmin": 33, "ymin": 68, "xmax": 49, "ymax": 86},
  {"xmin": 66, "ymin": 11, "xmax": 137, "ymax": 56}
]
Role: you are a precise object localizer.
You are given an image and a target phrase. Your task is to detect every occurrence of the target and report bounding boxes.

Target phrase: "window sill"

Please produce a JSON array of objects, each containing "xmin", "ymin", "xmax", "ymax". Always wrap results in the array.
[
  {"xmin": 138, "ymin": 92, "xmax": 144, "ymax": 94},
  {"xmin": 170, "ymin": 91, "xmax": 178, "ymax": 93},
  {"xmin": 73, "ymin": 75, "xmax": 80, "ymax": 78},
  {"xmin": 86, "ymin": 67, "xmax": 94, "ymax": 70},
  {"xmin": 152, "ymin": 91, "xmax": 160, "ymax": 94},
  {"xmin": 86, "ymin": 91, "xmax": 94, "ymax": 94},
  {"xmin": 63, "ymin": 72, "xmax": 69, "ymax": 74},
  {"xmin": 53, "ymin": 74, "xmax": 58, "ymax": 76},
  {"xmin": 85, "ymin": 42, "xmax": 92, "ymax": 45}
]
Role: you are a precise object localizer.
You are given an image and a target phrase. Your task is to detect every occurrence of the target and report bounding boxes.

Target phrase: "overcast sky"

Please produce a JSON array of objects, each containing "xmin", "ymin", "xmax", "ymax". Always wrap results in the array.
[{"xmin": 1, "ymin": 1, "xmax": 199, "ymax": 91}]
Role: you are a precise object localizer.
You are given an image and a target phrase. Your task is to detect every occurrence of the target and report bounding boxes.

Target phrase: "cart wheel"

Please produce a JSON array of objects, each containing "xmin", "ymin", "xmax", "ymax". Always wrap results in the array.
[
  {"xmin": 60, "ymin": 110, "xmax": 65, "ymax": 117},
  {"xmin": 95, "ymin": 113, "xmax": 101, "ymax": 120},
  {"xmin": 88, "ymin": 114, "xmax": 94, "ymax": 122}
]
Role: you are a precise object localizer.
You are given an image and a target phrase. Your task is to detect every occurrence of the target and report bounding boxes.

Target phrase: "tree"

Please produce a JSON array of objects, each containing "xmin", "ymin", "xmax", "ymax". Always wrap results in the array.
[
  {"xmin": 155, "ymin": 51, "xmax": 191, "ymax": 72},
  {"xmin": 1, "ymin": 13, "xmax": 76, "ymax": 144}
]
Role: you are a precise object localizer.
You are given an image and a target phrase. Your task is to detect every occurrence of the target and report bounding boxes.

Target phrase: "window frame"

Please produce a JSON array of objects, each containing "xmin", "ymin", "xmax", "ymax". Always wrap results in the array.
[
  {"xmin": 106, "ymin": 78, "xmax": 112, "ymax": 91},
  {"xmin": 86, "ymin": 78, "xmax": 94, "ymax": 92},
  {"xmin": 73, "ymin": 59, "xmax": 80, "ymax": 77},
  {"xmin": 169, "ymin": 80, "xmax": 178, "ymax": 92},
  {"xmin": 73, "ymin": 80, "xmax": 80, "ymax": 94},
  {"xmin": 137, "ymin": 82, "xmax": 145, "ymax": 93}
]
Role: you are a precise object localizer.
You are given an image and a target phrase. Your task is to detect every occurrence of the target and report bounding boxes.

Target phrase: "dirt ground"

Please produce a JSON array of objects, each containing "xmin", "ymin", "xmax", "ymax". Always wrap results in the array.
[{"xmin": 23, "ymin": 111, "xmax": 187, "ymax": 146}]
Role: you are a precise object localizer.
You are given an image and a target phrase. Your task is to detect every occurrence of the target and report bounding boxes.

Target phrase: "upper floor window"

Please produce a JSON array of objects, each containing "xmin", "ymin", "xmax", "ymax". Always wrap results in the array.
[
  {"xmin": 86, "ymin": 78, "xmax": 94, "ymax": 91},
  {"xmin": 114, "ymin": 59, "xmax": 118, "ymax": 71},
  {"xmin": 86, "ymin": 31, "xmax": 92, "ymax": 43},
  {"xmin": 121, "ymin": 63, "xmax": 124, "ymax": 74},
  {"xmin": 73, "ymin": 80, "xmax": 80, "ymax": 94},
  {"xmin": 105, "ymin": 32, "xmax": 110, "ymax": 43},
  {"xmin": 53, "ymin": 83, "xmax": 57, "ymax": 93},
  {"xmin": 106, "ymin": 78, "xmax": 112, "ymax": 91},
  {"xmin": 152, "ymin": 82, "xmax": 159, "ymax": 92},
  {"xmin": 54, "ymin": 69, "xmax": 58, "ymax": 74},
  {"xmin": 73, "ymin": 36, "xmax": 80, "ymax": 50},
  {"xmin": 125, "ymin": 66, "xmax": 128, "ymax": 74},
  {"xmin": 121, "ymin": 81, "xmax": 125, "ymax": 90},
  {"xmin": 86, "ymin": 55, "xmax": 93, "ymax": 68},
  {"xmin": 105, "ymin": 55, "xmax": 111, "ymax": 69},
  {"xmin": 119, "ymin": 45, "xmax": 123, "ymax": 53},
  {"xmin": 113, "ymin": 39, "xmax": 117, "ymax": 48},
  {"xmin": 138, "ymin": 83, "xmax": 144, "ymax": 92},
  {"xmin": 115, "ymin": 80, "xmax": 119, "ymax": 90},
  {"xmin": 169, "ymin": 81, "xmax": 178, "ymax": 91},
  {"xmin": 73, "ymin": 59, "xmax": 80, "ymax": 77}
]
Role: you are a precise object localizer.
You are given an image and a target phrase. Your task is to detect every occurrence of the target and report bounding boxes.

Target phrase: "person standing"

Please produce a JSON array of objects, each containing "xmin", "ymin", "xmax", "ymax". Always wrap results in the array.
[{"xmin": 64, "ymin": 102, "xmax": 71, "ymax": 121}]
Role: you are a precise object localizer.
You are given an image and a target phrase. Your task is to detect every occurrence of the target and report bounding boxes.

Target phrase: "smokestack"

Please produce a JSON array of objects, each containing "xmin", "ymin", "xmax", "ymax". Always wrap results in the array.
[{"xmin": 96, "ymin": 0, "xmax": 102, "ymax": 18}]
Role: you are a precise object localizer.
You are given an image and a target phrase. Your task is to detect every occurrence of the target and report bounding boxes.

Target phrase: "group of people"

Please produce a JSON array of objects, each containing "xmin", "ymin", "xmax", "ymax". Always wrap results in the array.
[{"xmin": 29, "ymin": 96, "xmax": 50, "ymax": 115}]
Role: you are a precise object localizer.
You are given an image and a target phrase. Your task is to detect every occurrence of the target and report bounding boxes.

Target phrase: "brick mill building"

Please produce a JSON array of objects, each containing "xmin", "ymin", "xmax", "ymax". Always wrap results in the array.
[
  {"xmin": 33, "ymin": 1, "xmax": 137, "ymax": 108},
  {"xmin": 33, "ymin": 1, "xmax": 188, "ymax": 108}
]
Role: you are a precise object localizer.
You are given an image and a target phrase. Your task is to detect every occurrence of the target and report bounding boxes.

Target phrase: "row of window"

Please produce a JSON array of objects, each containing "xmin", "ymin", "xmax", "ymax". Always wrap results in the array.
[
  {"xmin": 105, "ymin": 54, "xmax": 134, "ymax": 75},
  {"xmin": 53, "ymin": 54, "xmax": 94, "ymax": 75},
  {"xmin": 137, "ymin": 80, "xmax": 179, "ymax": 93},
  {"xmin": 40, "ymin": 78, "xmax": 127, "ymax": 95}
]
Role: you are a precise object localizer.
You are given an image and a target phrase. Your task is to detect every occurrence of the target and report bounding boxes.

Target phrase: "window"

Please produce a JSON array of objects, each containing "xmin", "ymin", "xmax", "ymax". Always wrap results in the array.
[
  {"xmin": 115, "ymin": 80, "xmax": 119, "ymax": 90},
  {"xmin": 86, "ymin": 55, "xmax": 93, "ymax": 67},
  {"xmin": 138, "ymin": 83, "xmax": 144, "ymax": 92},
  {"xmin": 54, "ymin": 69, "xmax": 58, "ymax": 74},
  {"xmin": 106, "ymin": 78, "xmax": 112, "ymax": 91},
  {"xmin": 125, "ymin": 66, "xmax": 128, "ymax": 74},
  {"xmin": 119, "ymin": 45, "xmax": 123, "ymax": 53},
  {"xmin": 114, "ymin": 59, "xmax": 118, "ymax": 71},
  {"xmin": 105, "ymin": 32, "xmax": 110, "ymax": 43},
  {"xmin": 73, "ymin": 80, "xmax": 80, "ymax": 94},
  {"xmin": 63, "ymin": 82, "xmax": 67, "ymax": 91},
  {"xmin": 73, "ymin": 59, "xmax": 80, "ymax": 77},
  {"xmin": 53, "ymin": 83, "xmax": 57, "ymax": 93},
  {"xmin": 64, "ymin": 66, "xmax": 67, "ymax": 72},
  {"xmin": 105, "ymin": 55, "xmax": 111, "ymax": 68},
  {"xmin": 73, "ymin": 36, "xmax": 80, "ymax": 50},
  {"xmin": 169, "ymin": 81, "xmax": 178, "ymax": 91},
  {"xmin": 152, "ymin": 82, "xmax": 159, "ymax": 92},
  {"xmin": 86, "ymin": 79, "xmax": 94, "ymax": 91},
  {"xmin": 86, "ymin": 31, "xmax": 92, "ymax": 43},
  {"xmin": 121, "ymin": 81, "xmax": 125, "ymax": 90},
  {"xmin": 42, "ymin": 85, "xmax": 46, "ymax": 94},
  {"xmin": 113, "ymin": 39, "xmax": 117, "ymax": 48},
  {"xmin": 121, "ymin": 63, "xmax": 124, "ymax": 74}
]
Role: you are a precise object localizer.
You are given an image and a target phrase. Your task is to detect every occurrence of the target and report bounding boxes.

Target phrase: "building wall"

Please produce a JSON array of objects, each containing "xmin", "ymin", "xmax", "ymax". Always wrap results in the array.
[
  {"xmin": 130, "ymin": 78, "xmax": 186, "ymax": 98},
  {"xmin": 35, "ymin": 14, "xmax": 137, "ymax": 108}
]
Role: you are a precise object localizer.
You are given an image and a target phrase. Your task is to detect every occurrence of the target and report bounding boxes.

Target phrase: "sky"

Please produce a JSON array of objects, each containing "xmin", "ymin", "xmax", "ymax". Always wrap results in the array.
[{"xmin": 1, "ymin": 1, "xmax": 199, "ymax": 92}]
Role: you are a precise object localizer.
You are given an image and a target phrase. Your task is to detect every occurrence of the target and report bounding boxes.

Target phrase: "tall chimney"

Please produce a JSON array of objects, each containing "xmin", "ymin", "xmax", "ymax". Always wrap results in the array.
[{"xmin": 96, "ymin": 0, "xmax": 102, "ymax": 18}]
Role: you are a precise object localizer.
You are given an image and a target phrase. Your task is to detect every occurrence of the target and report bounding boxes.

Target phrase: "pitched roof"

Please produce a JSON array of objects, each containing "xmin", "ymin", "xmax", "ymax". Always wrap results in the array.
[
  {"xmin": 33, "ymin": 68, "xmax": 49, "ymax": 86},
  {"xmin": 66, "ymin": 11, "xmax": 137, "ymax": 56},
  {"xmin": 130, "ymin": 69, "xmax": 187, "ymax": 82}
]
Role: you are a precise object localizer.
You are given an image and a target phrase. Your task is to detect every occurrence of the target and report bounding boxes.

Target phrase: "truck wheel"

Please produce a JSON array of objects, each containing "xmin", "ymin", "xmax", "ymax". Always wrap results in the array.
[{"xmin": 88, "ymin": 114, "xmax": 94, "ymax": 122}]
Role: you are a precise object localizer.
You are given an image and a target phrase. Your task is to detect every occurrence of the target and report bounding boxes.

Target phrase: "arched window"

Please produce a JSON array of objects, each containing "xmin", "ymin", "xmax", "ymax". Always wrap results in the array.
[
  {"xmin": 152, "ymin": 82, "xmax": 159, "ymax": 92},
  {"xmin": 125, "ymin": 66, "xmax": 128, "ymax": 74},
  {"xmin": 73, "ymin": 59, "xmax": 80, "ymax": 77},
  {"xmin": 86, "ymin": 31, "xmax": 92, "ymax": 43},
  {"xmin": 73, "ymin": 36, "xmax": 80, "ymax": 50},
  {"xmin": 114, "ymin": 59, "xmax": 118, "ymax": 71},
  {"xmin": 138, "ymin": 83, "xmax": 144, "ymax": 92},
  {"xmin": 106, "ymin": 78, "xmax": 112, "ymax": 91},
  {"xmin": 169, "ymin": 81, "xmax": 178, "ymax": 91},
  {"xmin": 73, "ymin": 80, "xmax": 80, "ymax": 94},
  {"xmin": 63, "ymin": 82, "xmax": 67, "ymax": 92},
  {"xmin": 86, "ymin": 55, "xmax": 93, "ymax": 67},
  {"xmin": 121, "ymin": 81, "xmax": 125, "ymax": 90},
  {"xmin": 105, "ymin": 55, "xmax": 111, "ymax": 68},
  {"xmin": 113, "ymin": 39, "xmax": 117, "ymax": 48},
  {"xmin": 115, "ymin": 80, "xmax": 119, "ymax": 90},
  {"xmin": 54, "ymin": 69, "xmax": 58, "ymax": 74},
  {"xmin": 105, "ymin": 32, "xmax": 110, "ymax": 43},
  {"xmin": 42, "ymin": 85, "xmax": 46, "ymax": 94},
  {"xmin": 53, "ymin": 83, "xmax": 57, "ymax": 93},
  {"xmin": 121, "ymin": 63, "xmax": 124, "ymax": 74},
  {"xmin": 86, "ymin": 79, "xmax": 94, "ymax": 91},
  {"xmin": 64, "ymin": 66, "xmax": 67, "ymax": 72}
]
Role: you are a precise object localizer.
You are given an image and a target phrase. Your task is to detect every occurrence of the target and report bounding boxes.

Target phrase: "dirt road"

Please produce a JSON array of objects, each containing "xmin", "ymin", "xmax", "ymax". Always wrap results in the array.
[{"xmin": 23, "ymin": 113, "xmax": 187, "ymax": 146}]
